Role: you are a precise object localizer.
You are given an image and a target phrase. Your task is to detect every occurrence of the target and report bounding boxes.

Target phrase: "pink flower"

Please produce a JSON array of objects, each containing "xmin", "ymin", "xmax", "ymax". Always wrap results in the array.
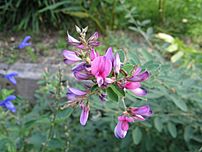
[
  {"xmin": 123, "ymin": 67, "xmax": 149, "ymax": 96},
  {"xmin": 129, "ymin": 105, "xmax": 152, "ymax": 121},
  {"xmin": 91, "ymin": 56, "xmax": 112, "ymax": 87},
  {"xmin": 80, "ymin": 102, "xmax": 90, "ymax": 126},
  {"xmin": 114, "ymin": 116, "xmax": 134, "ymax": 139},
  {"xmin": 124, "ymin": 81, "xmax": 147, "ymax": 96}
]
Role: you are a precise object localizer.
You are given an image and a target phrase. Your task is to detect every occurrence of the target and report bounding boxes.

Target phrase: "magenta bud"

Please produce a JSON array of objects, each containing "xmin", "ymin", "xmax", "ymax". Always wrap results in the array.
[
  {"xmin": 114, "ymin": 116, "xmax": 134, "ymax": 139},
  {"xmin": 129, "ymin": 105, "xmax": 152, "ymax": 121}
]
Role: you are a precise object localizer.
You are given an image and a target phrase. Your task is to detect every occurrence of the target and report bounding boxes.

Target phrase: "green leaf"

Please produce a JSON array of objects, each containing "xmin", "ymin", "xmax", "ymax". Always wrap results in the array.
[
  {"xmin": 142, "ymin": 61, "xmax": 159, "ymax": 71},
  {"xmin": 166, "ymin": 44, "xmax": 178, "ymax": 52},
  {"xmin": 167, "ymin": 122, "xmax": 177, "ymax": 138},
  {"xmin": 132, "ymin": 127, "xmax": 142, "ymax": 145},
  {"xmin": 109, "ymin": 84, "xmax": 125, "ymax": 97},
  {"xmin": 91, "ymin": 84, "xmax": 98, "ymax": 92},
  {"xmin": 154, "ymin": 117, "xmax": 163, "ymax": 132},
  {"xmin": 140, "ymin": 49, "xmax": 153, "ymax": 61},
  {"xmin": 56, "ymin": 108, "xmax": 73, "ymax": 122},
  {"xmin": 48, "ymin": 138, "xmax": 64, "ymax": 149},
  {"xmin": 27, "ymin": 133, "xmax": 46, "ymax": 149},
  {"xmin": 169, "ymin": 96, "xmax": 187, "ymax": 111},
  {"xmin": 184, "ymin": 126, "xmax": 193, "ymax": 142},
  {"xmin": 171, "ymin": 51, "xmax": 184, "ymax": 62},
  {"xmin": 38, "ymin": 1, "xmax": 72, "ymax": 13},
  {"xmin": 106, "ymin": 87, "xmax": 118, "ymax": 101},
  {"xmin": 62, "ymin": 11, "xmax": 89, "ymax": 18},
  {"xmin": 122, "ymin": 63, "xmax": 134, "ymax": 74}
]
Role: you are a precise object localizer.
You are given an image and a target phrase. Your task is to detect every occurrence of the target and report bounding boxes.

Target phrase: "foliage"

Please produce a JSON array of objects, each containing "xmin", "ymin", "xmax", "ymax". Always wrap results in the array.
[
  {"xmin": 156, "ymin": 33, "xmax": 202, "ymax": 68},
  {"xmin": 0, "ymin": 32, "xmax": 201, "ymax": 151},
  {"xmin": 0, "ymin": 0, "xmax": 128, "ymax": 33}
]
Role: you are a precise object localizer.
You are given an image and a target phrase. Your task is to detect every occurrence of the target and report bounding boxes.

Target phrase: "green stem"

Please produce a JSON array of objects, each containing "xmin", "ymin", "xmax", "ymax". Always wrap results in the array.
[
  {"xmin": 41, "ymin": 67, "xmax": 62, "ymax": 152},
  {"xmin": 121, "ymin": 97, "xmax": 127, "ymax": 110}
]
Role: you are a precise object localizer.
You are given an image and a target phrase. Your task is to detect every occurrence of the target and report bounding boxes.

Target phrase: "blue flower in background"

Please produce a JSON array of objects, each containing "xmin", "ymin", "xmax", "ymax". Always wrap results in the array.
[
  {"xmin": 4, "ymin": 72, "xmax": 18, "ymax": 85},
  {"xmin": 18, "ymin": 36, "xmax": 31, "ymax": 49},
  {"xmin": 0, "ymin": 95, "xmax": 16, "ymax": 113}
]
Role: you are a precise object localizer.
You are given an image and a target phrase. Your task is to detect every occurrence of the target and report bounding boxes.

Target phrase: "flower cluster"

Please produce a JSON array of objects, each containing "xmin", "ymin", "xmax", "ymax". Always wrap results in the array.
[
  {"xmin": 0, "ymin": 73, "xmax": 17, "ymax": 112},
  {"xmin": 63, "ymin": 26, "xmax": 152, "ymax": 139}
]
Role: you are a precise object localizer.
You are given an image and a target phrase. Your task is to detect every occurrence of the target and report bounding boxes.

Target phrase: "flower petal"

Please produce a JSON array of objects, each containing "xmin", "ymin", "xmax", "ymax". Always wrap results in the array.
[
  {"xmin": 134, "ymin": 105, "xmax": 152, "ymax": 116},
  {"xmin": 63, "ymin": 50, "xmax": 81, "ymax": 61},
  {"xmin": 91, "ymin": 56, "xmax": 112, "ymax": 78},
  {"xmin": 80, "ymin": 103, "xmax": 90, "ymax": 126},
  {"xmin": 67, "ymin": 34, "xmax": 80, "ymax": 45},
  {"xmin": 88, "ymin": 32, "xmax": 99, "ymax": 42},
  {"xmin": 131, "ymin": 88, "xmax": 147, "ymax": 96},
  {"xmin": 90, "ymin": 49, "xmax": 99, "ymax": 61},
  {"xmin": 68, "ymin": 88, "xmax": 87, "ymax": 96},
  {"xmin": 121, "ymin": 121, "xmax": 129, "ymax": 131},
  {"xmin": 132, "ymin": 67, "xmax": 142, "ymax": 76},
  {"xmin": 114, "ymin": 122, "xmax": 127, "ymax": 139},
  {"xmin": 104, "ymin": 47, "xmax": 114, "ymax": 62},
  {"xmin": 102, "ymin": 57, "xmax": 112, "ymax": 77},
  {"xmin": 124, "ymin": 81, "xmax": 141, "ymax": 90},
  {"xmin": 113, "ymin": 53, "xmax": 121, "ymax": 74},
  {"xmin": 91, "ymin": 56, "xmax": 102, "ymax": 75},
  {"xmin": 96, "ymin": 76, "xmax": 104, "ymax": 87},
  {"xmin": 5, "ymin": 100, "xmax": 16, "ymax": 113},
  {"xmin": 129, "ymin": 71, "xmax": 150, "ymax": 82},
  {"xmin": 4, "ymin": 73, "xmax": 18, "ymax": 85}
]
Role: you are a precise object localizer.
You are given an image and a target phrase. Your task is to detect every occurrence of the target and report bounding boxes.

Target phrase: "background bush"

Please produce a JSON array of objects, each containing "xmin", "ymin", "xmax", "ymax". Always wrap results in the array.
[{"xmin": 1, "ymin": 0, "xmax": 202, "ymax": 37}]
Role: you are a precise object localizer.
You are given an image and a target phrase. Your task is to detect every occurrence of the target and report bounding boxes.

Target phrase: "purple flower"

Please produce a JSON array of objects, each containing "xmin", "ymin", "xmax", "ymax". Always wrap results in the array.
[
  {"xmin": 18, "ymin": 36, "xmax": 31, "ymax": 49},
  {"xmin": 0, "ymin": 95, "xmax": 16, "ymax": 112},
  {"xmin": 80, "ymin": 102, "xmax": 90, "ymax": 126},
  {"xmin": 67, "ymin": 88, "xmax": 87, "ymax": 101},
  {"xmin": 128, "ymin": 67, "xmax": 150, "ymax": 82},
  {"xmin": 129, "ymin": 105, "xmax": 152, "ymax": 121},
  {"xmin": 63, "ymin": 50, "xmax": 81, "ymax": 64},
  {"xmin": 67, "ymin": 32, "xmax": 100, "ymax": 49},
  {"xmin": 72, "ymin": 62, "xmax": 93, "ymax": 80},
  {"xmin": 87, "ymin": 32, "xmax": 100, "ymax": 47},
  {"xmin": 67, "ymin": 34, "xmax": 84, "ymax": 49},
  {"xmin": 113, "ymin": 53, "xmax": 121, "ymax": 74},
  {"xmin": 4, "ymin": 72, "xmax": 18, "ymax": 85},
  {"xmin": 114, "ymin": 116, "xmax": 134, "ymax": 139}
]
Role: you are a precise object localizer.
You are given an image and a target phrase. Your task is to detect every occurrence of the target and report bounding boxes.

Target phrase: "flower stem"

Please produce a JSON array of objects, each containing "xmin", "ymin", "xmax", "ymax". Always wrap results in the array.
[
  {"xmin": 121, "ymin": 97, "xmax": 127, "ymax": 110},
  {"xmin": 41, "ymin": 67, "xmax": 62, "ymax": 152}
]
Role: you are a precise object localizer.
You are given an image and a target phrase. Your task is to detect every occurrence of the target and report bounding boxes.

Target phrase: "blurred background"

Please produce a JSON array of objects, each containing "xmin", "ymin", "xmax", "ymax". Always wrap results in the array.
[{"xmin": 0, "ymin": 0, "xmax": 202, "ymax": 152}]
